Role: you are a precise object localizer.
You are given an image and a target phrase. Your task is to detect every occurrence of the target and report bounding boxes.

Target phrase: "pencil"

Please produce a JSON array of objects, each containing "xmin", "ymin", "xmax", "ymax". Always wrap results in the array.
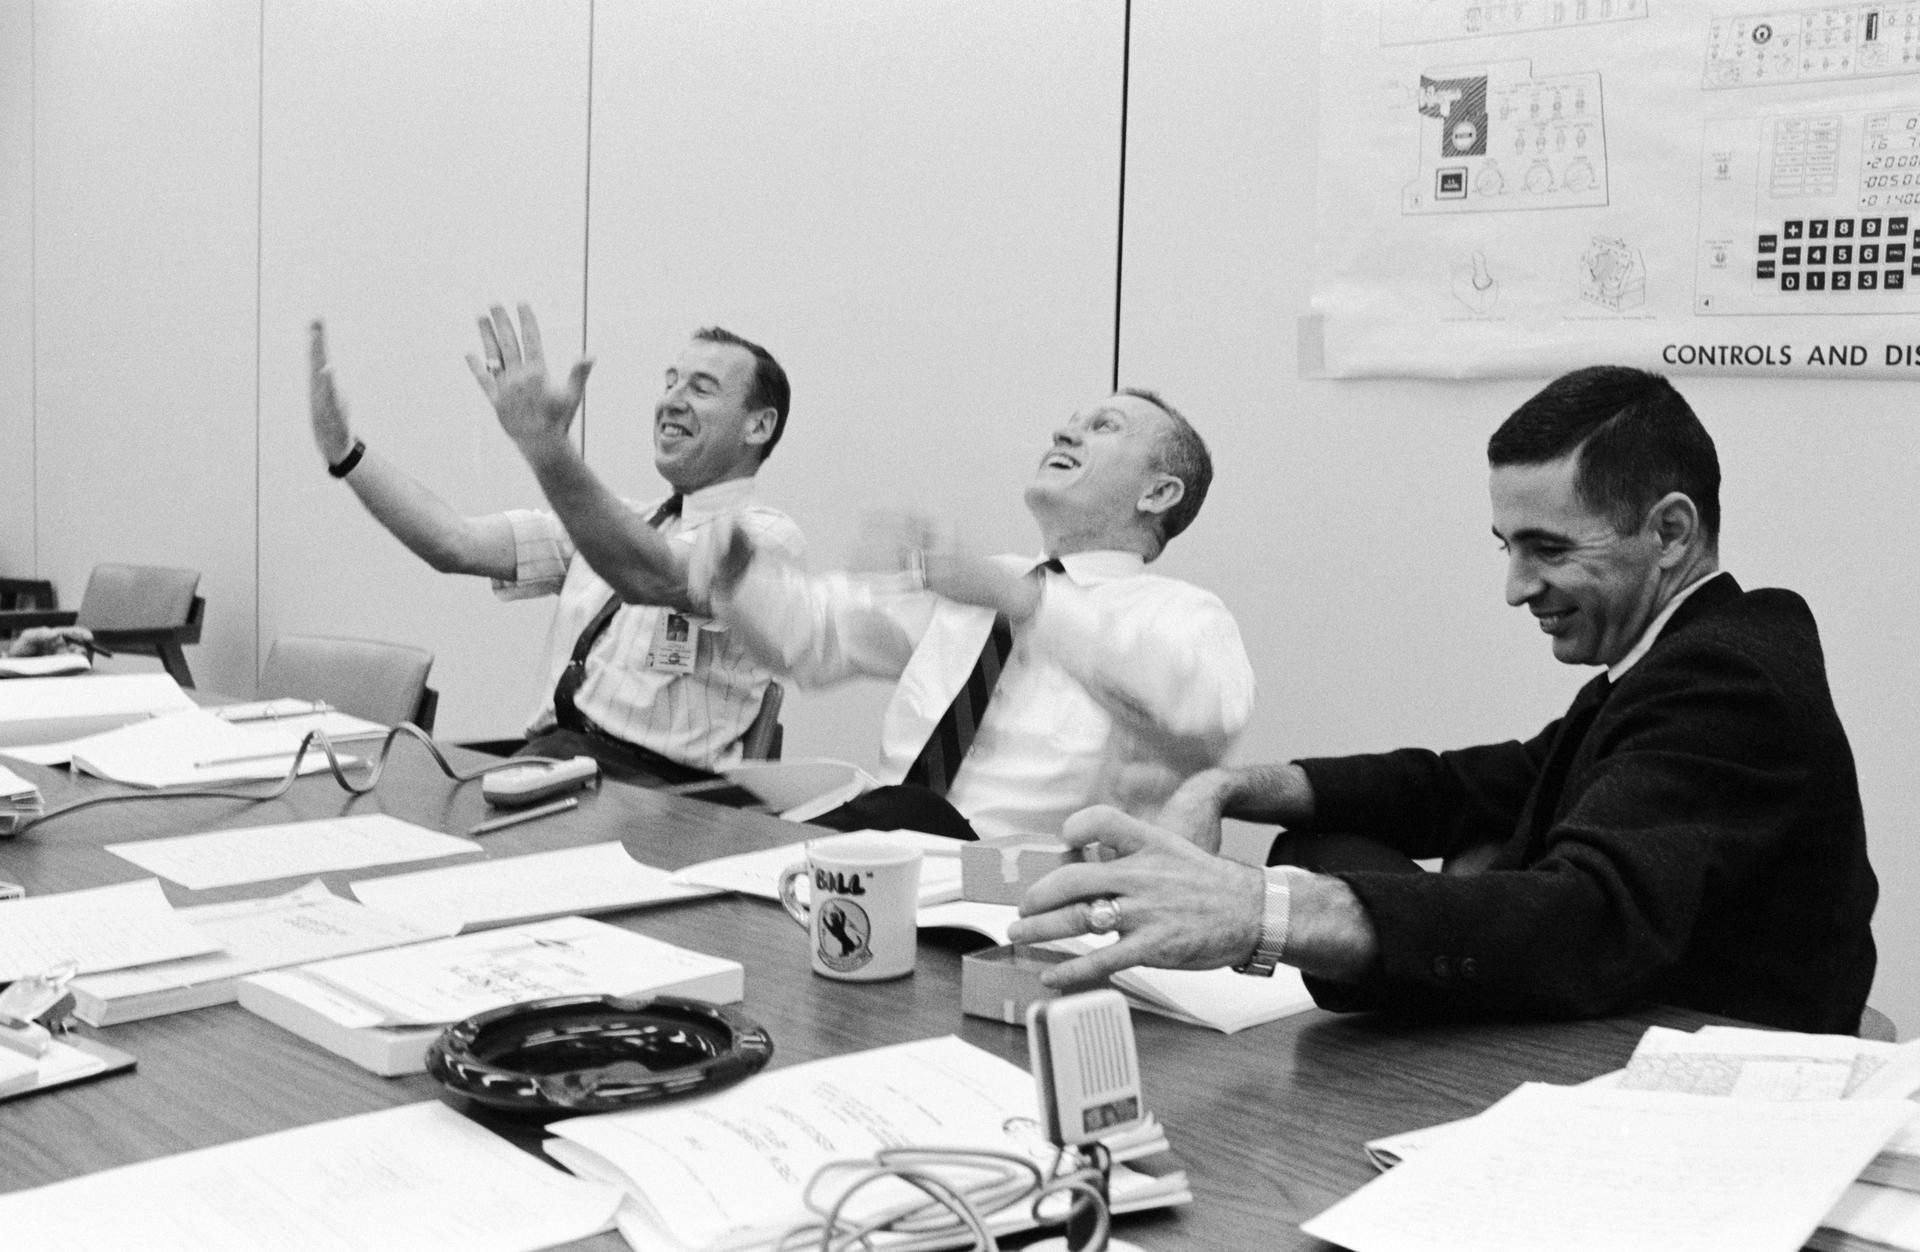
[{"xmin": 469, "ymin": 795, "xmax": 579, "ymax": 836}]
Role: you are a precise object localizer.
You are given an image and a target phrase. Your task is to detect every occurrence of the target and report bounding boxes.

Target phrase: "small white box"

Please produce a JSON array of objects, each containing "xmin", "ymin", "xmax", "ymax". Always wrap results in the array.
[
  {"xmin": 960, "ymin": 943, "xmax": 1073, "ymax": 1024},
  {"xmin": 960, "ymin": 835, "xmax": 1076, "ymax": 906}
]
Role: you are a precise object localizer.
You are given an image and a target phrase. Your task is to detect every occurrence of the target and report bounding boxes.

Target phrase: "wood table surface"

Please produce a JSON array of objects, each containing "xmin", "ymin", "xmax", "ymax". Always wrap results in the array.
[{"xmin": 0, "ymin": 739, "xmax": 1719, "ymax": 1249}]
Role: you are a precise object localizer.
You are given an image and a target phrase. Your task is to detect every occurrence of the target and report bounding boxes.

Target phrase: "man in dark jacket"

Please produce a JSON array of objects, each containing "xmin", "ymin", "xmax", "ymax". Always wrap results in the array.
[{"xmin": 1010, "ymin": 365, "xmax": 1878, "ymax": 1035}]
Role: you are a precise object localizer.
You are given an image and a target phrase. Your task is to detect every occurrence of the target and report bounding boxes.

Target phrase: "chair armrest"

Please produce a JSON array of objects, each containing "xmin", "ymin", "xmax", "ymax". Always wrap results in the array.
[{"xmin": 0, "ymin": 608, "xmax": 80, "ymax": 633}]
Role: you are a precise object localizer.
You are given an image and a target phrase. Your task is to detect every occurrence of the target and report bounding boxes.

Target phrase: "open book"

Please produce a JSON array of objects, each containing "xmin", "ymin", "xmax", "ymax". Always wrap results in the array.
[{"xmin": 544, "ymin": 1034, "xmax": 1189, "ymax": 1252}]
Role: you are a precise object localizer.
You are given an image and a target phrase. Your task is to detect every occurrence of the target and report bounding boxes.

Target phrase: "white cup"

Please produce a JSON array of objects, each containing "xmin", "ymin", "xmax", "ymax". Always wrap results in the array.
[{"xmin": 777, "ymin": 837, "xmax": 922, "ymax": 981}]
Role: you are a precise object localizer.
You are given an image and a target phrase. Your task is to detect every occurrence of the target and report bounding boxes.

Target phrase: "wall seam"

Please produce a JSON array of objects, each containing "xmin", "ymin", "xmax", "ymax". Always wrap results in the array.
[
  {"xmin": 1110, "ymin": 0, "xmax": 1132, "ymax": 393},
  {"xmin": 579, "ymin": 0, "xmax": 595, "ymax": 459},
  {"xmin": 253, "ymin": 0, "xmax": 266, "ymax": 684}
]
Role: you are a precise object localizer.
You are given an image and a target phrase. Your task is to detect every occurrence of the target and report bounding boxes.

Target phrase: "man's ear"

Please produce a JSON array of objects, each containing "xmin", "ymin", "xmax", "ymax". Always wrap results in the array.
[
  {"xmin": 1646, "ymin": 491, "xmax": 1701, "ymax": 567},
  {"xmin": 1136, "ymin": 473, "xmax": 1185, "ymax": 519},
  {"xmin": 742, "ymin": 407, "xmax": 778, "ymax": 448}
]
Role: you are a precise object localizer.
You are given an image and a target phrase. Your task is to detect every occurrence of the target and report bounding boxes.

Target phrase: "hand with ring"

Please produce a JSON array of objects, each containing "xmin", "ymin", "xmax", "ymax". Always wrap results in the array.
[
  {"xmin": 1008, "ymin": 804, "xmax": 1269, "ymax": 990},
  {"xmin": 466, "ymin": 301, "xmax": 594, "ymax": 450}
]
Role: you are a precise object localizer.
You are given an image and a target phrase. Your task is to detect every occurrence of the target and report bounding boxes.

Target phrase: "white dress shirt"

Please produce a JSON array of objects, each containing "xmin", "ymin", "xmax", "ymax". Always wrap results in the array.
[
  {"xmin": 491, "ymin": 477, "xmax": 804, "ymax": 771},
  {"xmin": 699, "ymin": 545, "xmax": 1256, "ymax": 838}
]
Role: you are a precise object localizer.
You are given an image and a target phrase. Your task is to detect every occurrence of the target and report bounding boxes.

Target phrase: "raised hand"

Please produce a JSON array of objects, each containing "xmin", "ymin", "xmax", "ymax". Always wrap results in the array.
[
  {"xmin": 466, "ymin": 302, "xmax": 593, "ymax": 448},
  {"xmin": 308, "ymin": 319, "xmax": 354, "ymax": 465}
]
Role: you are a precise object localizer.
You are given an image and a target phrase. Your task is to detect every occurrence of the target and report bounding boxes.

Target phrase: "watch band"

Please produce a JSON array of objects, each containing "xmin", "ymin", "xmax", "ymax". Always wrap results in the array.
[
  {"xmin": 1232, "ymin": 867, "xmax": 1299, "ymax": 977},
  {"xmin": 328, "ymin": 438, "xmax": 367, "ymax": 479}
]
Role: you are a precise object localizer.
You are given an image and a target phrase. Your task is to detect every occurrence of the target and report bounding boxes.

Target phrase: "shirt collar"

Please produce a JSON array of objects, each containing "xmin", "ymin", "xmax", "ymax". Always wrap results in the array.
[
  {"xmin": 1607, "ymin": 570, "xmax": 1728, "ymax": 682},
  {"xmin": 678, "ymin": 477, "xmax": 757, "ymax": 525},
  {"xmin": 1045, "ymin": 550, "xmax": 1146, "ymax": 584}
]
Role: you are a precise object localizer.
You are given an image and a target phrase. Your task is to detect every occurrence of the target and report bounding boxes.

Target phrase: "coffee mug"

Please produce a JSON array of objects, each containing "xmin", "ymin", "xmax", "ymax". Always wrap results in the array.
[{"xmin": 776, "ymin": 837, "xmax": 923, "ymax": 981}]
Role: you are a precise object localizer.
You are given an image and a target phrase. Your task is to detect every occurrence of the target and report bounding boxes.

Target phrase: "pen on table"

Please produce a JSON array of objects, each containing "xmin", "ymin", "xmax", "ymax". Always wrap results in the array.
[
  {"xmin": 470, "ymin": 795, "xmax": 579, "ymax": 836},
  {"xmin": 79, "ymin": 640, "xmax": 114, "ymax": 660},
  {"xmin": 193, "ymin": 750, "xmax": 302, "ymax": 769}
]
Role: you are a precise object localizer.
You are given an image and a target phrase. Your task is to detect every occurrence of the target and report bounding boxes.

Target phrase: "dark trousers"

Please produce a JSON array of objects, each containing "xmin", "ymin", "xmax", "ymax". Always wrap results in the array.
[
  {"xmin": 810, "ymin": 783, "xmax": 979, "ymax": 841},
  {"xmin": 519, "ymin": 727, "xmax": 717, "ymax": 790}
]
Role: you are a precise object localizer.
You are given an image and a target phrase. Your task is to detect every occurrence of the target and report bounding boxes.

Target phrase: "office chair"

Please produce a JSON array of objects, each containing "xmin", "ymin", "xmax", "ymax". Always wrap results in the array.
[
  {"xmin": 0, "ymin": 563, "xmax": 204, "ymax": 687},
  {"xmin": 259, "ymin": 634, "xmax": 438, "ymax": 731}
]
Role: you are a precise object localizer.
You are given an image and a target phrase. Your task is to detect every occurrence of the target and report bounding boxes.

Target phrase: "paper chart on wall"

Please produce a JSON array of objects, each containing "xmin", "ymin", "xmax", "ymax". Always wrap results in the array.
[{"xmin": 1311, "ymin": 1, "xmax": 1920, "ymax": 378}]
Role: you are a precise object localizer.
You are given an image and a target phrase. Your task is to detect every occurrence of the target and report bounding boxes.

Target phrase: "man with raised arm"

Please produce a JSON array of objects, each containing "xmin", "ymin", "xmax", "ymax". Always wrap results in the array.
[
  {"xmin": 681, "ymin": 389, "xmax": 1256, "ymax": 841},
  {"xmin": 1010, "ymin": 366, "xmax": 1877, "ymax": 1034},
  {"xmin": 307, "ymin": 310, "xmax": 802, "ymax": 786}
]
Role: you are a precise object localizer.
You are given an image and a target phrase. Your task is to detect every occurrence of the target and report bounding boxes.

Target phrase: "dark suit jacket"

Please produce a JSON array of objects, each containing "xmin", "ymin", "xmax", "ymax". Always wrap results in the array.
[{"xmin": 1295, "ymin": 575, "xmax": 1878, "ymax": 1034}]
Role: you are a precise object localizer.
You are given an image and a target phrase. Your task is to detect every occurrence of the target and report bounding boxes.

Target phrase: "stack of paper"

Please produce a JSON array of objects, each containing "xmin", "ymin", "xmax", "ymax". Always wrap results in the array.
[
  {"xmin": 66, "ymin": 707, "xmax": 351, "ymax": 787},
  {"xmin": 237, "ymin": 915, "xmax": 745, "ymax": 1075},
  {"xmin": 0, "ymin": 879, "xmax": 220, "ymax": 982},
  {"xmin": 348, "ymin": 841, "xmax": 718, "ymax": 934},
  {"xmin": 0, "ymin": 672, "xmax": 196, "ymax": 753},
  {"xmin": 0, "ymin": 762, "xmax": 43, "ymax": 834},
  {"xmin": 1362, "ymin": 1024, "xmax": 1920, "ymax": 1252},
  {"xmin": 544, "ymin": 1034, "xmax": 1190, "ymax": 1252},
  {"xmin": 106, "ymin": 814, "xmax": 481, "ymax": 890},
  {"xmin": 68, "ymin": 880, "xmax": 454, "ymax": 1026},
  {"xmin": 716, "ymin": 756, "xmax": 879, "ymax": 822},
  {"xmin": 0, "ymin": 1101, "xmax": 623, "ymax": 1250},
  {"xmin": 1309, "ymin": 1082, "xmax": 1912, "ymax": 1252}
]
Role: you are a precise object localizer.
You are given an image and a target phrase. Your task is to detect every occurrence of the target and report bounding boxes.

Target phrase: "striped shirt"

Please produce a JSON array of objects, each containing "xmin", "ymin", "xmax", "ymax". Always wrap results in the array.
[{"xmin": 492, "ymin": 478, "xmax": 804, "ymax": 771}]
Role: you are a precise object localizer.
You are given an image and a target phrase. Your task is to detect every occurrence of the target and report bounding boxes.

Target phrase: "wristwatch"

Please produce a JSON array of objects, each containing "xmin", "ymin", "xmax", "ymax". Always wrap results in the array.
[{"xmin": 1232, "ymin": 867, "xmax": 1298, "ymax": 977}]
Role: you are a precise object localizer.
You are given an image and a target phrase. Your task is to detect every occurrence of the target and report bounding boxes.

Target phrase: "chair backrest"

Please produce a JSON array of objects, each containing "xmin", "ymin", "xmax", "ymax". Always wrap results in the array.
[
  {"xmin": 259, "ymin": 634, "xmax": 436, "ymax": 729},
  {"xmin": 741, "ymin": 680, "xmax": 784, "ymax": 761},
  {"xmin": 74, "ymin": 564, "xmax": 200, "ymax": 631}
]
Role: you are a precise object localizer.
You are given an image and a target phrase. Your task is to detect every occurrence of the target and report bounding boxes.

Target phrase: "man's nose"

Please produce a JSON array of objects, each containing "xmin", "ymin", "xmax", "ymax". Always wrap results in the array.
[{"xmin": 1504, "ymin": 554, "xmax": 1542, "ymax": 607}]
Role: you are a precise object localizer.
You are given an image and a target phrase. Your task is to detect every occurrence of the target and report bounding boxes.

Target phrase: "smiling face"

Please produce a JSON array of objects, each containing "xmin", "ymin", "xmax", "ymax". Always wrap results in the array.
[
  {"xmin": 1022, "ymin": 394, "xmax": 1182, "ymax": 556},
  {"xmin": 1490, "ymin": 453, "xmax": 1669, "ymax": 668},
  {"xmin": 651, "ymin": 340, "xmax": 774, "ymax": 492}
]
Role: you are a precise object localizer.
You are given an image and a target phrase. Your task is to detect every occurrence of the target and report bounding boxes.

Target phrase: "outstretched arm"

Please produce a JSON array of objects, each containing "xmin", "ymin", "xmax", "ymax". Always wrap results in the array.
[
  {"xmin": 469, "ymin": 303, "xmax": 693, "ymax": 612},
  {"xmin": 309, "ymin": 319, "xmax": 515, "ymax": 579}
]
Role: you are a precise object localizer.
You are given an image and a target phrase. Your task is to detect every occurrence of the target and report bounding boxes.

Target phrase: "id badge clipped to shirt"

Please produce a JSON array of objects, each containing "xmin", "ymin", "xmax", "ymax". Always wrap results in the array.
[{"xmin": 646, "ymin": 611, "xmax": 701, "ymax": 674}]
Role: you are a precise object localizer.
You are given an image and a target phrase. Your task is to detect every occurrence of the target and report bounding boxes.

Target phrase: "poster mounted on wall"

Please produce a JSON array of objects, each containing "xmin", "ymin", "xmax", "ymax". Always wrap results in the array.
[{"xmin": 1307, "ymin": 1, "xmax": 1920, "ymax": 380}]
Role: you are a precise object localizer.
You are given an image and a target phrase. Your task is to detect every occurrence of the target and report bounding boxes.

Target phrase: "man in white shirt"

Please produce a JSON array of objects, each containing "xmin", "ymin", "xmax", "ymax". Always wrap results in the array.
[
  {"xmin": 308, "ymin": 310, "xmax": 803, "ymax": 786},
  {"xmin": 1008, "ymin": 366, "xmax": 1876, "ymax": 1035},
  {"xmin": 691, "ymin": 388, "xmax": 1255, "ymax": 840}
]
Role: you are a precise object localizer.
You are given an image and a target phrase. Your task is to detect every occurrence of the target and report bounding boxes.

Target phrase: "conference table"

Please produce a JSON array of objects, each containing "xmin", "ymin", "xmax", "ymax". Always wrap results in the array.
[{"xmin": 0, "ymin": 731, "xmax": 1720, "ymax": 1250}]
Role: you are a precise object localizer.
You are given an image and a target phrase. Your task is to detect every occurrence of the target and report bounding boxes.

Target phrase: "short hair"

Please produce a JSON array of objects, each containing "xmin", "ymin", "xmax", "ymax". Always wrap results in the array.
[
  {"xmin": 1120, "ymin": 387, "xmax": 1213, "ymax": 554},
  {"xmin": 1487, "ymin": 365, "xmax": 1720, "ymax": 543},
  {"xmin": 693, "ymin": 326, "xmax": 790, "ymax": 462}
]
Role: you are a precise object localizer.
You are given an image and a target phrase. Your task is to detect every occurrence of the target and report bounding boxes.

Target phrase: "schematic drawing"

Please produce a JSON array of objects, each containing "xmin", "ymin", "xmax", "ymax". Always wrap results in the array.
[
  {"xmin": 1703, "ymin": 4, "xmax": 1920, "ymax": 89},
  {"xmin": 1402, "ymin": 60, "xmax": 1610, "ymax": 214},
  {"xmin": 1380, "ymin": 0, "xmax": 1649, "ymax": 47},
  {"xmin": 1694, "ymin": 106, "xmax": 1920, "ymax": 314},
  {"xmin": 1451, "ymin": 251, "xmax": 1502, "ymax": 312},
  {"xmin": 1582, "ymin": 235, "xmax": 1647, "ymax": 309}
]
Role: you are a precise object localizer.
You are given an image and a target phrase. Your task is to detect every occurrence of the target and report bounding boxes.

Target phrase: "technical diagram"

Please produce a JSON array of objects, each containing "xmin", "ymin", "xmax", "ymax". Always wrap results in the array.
[
  {"xmin": 1695, "ymin": 107, "xmax": 1920, "ymax": 313},
  {"xmin": 1381, "ymin": 0, "xmax": 1649, "ymax": 46},
  {"xmin": 1402, "ymin": 60, "xmax": 1609, "ymax": 214},
  {"xmin": 1453, "ymin": 250, "xmax": 1503, "ymax": 311},
  {"xmin": 1704, "ymin": 5, "xmax": 1920, "ymax": 88},
  {"xmin": 1582, "ymin": 236, "xmax": 1648, "ymax": 309}
]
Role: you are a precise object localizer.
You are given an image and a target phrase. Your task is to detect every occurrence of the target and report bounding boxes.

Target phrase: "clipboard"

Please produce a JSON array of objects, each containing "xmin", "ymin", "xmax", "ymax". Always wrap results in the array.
[{"xmin": 0, "ymin": 1034, "xmax": 136, "ymax": 1103}]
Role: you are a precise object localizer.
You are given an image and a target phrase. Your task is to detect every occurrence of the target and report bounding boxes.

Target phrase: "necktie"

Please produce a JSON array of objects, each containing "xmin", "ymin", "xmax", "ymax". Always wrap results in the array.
[
  {"xmin": 903, "ymin": 558, "xmax": 1062, "ymax": 796},
  {"xmin": 551, "ymin": 494, "xmax": 683, "ymax": 733}
]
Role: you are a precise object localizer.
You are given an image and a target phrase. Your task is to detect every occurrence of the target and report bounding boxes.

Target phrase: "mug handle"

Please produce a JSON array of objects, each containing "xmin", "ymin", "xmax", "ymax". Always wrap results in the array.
[{"xmin": 776, "ymin": 861, "xmax": 811, "ymax": 929}]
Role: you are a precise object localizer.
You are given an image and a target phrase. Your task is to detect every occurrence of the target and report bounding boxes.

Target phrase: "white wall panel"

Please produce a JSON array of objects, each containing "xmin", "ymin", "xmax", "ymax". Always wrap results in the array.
[
  {"xmin": 1123, "ymin": 0, "xmax": 1920, "ymax": 1036},
  {"xmin": 0, "ymin": 3, "xmax": 33, "ymax": 577},
  {"xmin": 31, "ymin": 0, "xmax": 260, "ymax": 694},
  {"xmin": 258, "ymin": 1, "xmax": 591, "ymax": 738},
  {"xmin": 586, "ymin": 0, "xmax": 1125, "ymax": 768}
]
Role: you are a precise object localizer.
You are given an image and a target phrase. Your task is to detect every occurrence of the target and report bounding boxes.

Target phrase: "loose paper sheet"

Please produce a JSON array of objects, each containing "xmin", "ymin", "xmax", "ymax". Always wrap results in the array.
[
  {"xmin": 0, "ymin": 878, "xmax": 220, "ymax": 982},
  {"xmin": 349, "ymin": 840, "xmax": 716, "ymax": 933},
  {"xmin": 107, "ymin": 813, "xmax": 481, "ymax": 890},
  {"xmin": 69, "ymin": 880, "xmax": 451, "ymax": 1003},
  {"xmin": 0, "ymin": 1100, "xmax": 623, "ymax": 1252},
  {"xmin": 1304, "ymin": 1082, "xmax": 1914, "ymax": 1252}
]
